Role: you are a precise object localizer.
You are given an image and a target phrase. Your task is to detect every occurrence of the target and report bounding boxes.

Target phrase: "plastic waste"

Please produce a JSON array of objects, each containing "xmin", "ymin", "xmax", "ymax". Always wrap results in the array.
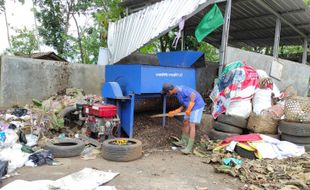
[
  {"xmin": 80, "ymin": 146, "xmax": 101, "ymax": 160},
  {"xmin": 0, "ymin": 160, "xmax": 8, "ymax": 177},
  {"xmin": 28, "ymin": 150, "xmax": 54, "ymax": 166},
  {"xmin": 25, "ymin": 134, "xmax": 38, "ymax": 147},
  {"xmin": 11, "ymin": 108, "xmax": 28, "ymax": 117},
  {"xmin": 223, "ymin": 158, "xmax": 243, "ymax": 166},
  {"xmin": 0, "ymin": 144, "xmax": 30, "ymax": 173},
  {"xmin": 1, "ymin": 129, "xmax": 18, "ymax": 148},
  {"xmin": 0, "ymin": 131, "xmax": 6, "ymax": 144},
  {"xmin": 226, "ymin": 99, "xmax": 252, "ymax": 118},
  {"xmin": 8, "ymin": 124, "xmax": 17, "ymax": 130}
]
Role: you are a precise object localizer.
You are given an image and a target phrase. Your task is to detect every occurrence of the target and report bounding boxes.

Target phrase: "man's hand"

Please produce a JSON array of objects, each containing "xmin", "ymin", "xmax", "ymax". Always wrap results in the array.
[
  {"xmin": 168, "ymin": 111, "xmax": 176, "ymax": 117},
  {"xmin": 185, "ymin": 101, "xmax": 194, "ymax": 116},
  {"xmin": 167, "ymin": 107, "xmax": 182, "ymax": 117}
]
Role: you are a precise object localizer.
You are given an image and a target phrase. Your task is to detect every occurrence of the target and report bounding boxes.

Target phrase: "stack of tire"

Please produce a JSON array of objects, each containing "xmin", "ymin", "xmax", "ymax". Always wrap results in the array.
[
  {"xmin": 209, "ymin": 114, "xmax": 247, "ymax": 140},
  {"xmin": 279, "ymin": 121, "xmax": 310, "ymax": 152}
]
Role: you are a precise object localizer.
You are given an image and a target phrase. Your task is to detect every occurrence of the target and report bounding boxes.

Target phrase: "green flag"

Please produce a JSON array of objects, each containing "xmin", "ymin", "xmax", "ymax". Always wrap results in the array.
[{"xmin": 195, "ymin": 4, "xmax": 224, "ymax": 42}]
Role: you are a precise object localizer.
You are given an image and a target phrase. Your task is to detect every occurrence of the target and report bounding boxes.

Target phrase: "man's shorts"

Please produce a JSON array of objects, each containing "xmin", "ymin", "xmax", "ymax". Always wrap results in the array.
[{"xmin": 184, "ymin": 107, "xmax": 204, "ymax": 124}]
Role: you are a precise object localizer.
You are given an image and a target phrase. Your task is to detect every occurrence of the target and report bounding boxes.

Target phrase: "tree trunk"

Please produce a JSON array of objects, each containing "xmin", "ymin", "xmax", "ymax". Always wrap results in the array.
[
  {"xmin": 72, "ymin": 13, "xmax": 84, "ymax": 63},
  {"xmin": 64, "ymin": 0, "xmax": 74, "ymax": 35},
  {"xmin": 4, "ymin": 7, "xmax": 11, "ymax": 48}
]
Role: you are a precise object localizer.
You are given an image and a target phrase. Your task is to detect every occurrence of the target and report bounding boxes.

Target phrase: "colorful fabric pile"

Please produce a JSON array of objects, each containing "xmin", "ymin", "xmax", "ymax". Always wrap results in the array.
[{"xmin": 210, "ymin": 61, "xmax": 259, "ymax": 118}]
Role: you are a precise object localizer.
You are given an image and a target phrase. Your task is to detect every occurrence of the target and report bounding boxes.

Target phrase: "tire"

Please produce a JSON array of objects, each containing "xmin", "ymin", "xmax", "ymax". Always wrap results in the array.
[
  {"xmin": 58, "ymin": 106, "xmax": 76, "ymax": 118},
  {"xmin": 45, "ymin": 138, "xmax": 85, "ymax": 158},
  {"xmin": 279, "ymin": 121, "xmax": 310, "ymax": 137},
  {"xmin": 217, "ymin": 114, "xmax": 248, "ymax": 129},
  {"xmin": 234, "ymin": 146, "xmax": 256, "ymax": 159},
  {"xmin": 281, "ymin": 134, "xmax": 310, "ymax": 144},
  {"xmin": 102, "ymin": 138, "xmax": 142, "ymax": 162},
  {"xmin": 214, "ymin": 122, "xmax": 243, "ymax": 134},
  {"xmin": 208, "ymin": 129, "xmax": 239, "ymax": 140}
]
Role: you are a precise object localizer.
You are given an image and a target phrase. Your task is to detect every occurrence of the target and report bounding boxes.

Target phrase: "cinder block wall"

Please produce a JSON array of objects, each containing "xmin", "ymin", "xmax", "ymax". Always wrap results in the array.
[{"xmin": 0, "ymin": 56, "xmax": 105, "ymax": 109}]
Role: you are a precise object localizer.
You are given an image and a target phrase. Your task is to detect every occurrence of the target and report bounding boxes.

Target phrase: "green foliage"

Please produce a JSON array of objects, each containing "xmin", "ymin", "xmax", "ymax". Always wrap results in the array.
[
  {"xmin": 6, "ymin": 27, "xmax": 38, "ymax": 56},
  {"xmin": 34, "ymin": 0, "xmax": 68, "ymax": 56},
  {"xmin": 32, "ymin": 0, "xmax": 123, "ymax": 64}
]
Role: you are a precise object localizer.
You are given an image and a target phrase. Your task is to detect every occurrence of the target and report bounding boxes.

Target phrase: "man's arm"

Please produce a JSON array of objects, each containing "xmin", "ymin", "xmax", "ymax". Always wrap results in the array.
[{"xmin": 185, "ymin": 92, "xmax": 196, "ymax": 116}]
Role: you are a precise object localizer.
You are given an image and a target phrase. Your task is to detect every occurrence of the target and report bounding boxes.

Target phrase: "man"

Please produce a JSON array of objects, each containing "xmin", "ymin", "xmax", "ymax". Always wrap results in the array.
[{"xmin": 161, "ymin": 83, "xmax": 205, "ymax": 154}]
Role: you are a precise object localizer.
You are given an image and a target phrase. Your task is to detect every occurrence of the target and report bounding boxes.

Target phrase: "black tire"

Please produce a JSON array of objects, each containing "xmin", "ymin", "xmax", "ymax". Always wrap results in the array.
[
  {"xmin": 281, "ymin": 134, "xmax": 310, "ymax": 144},
  {"xmin": 234, "ymin": 146, "xmax": 256, "ymax": 159},
  {"xmin": 45, "ymin": 138, "xmax": 85, "ymax": 158},
  {"xmin": 217, "ymin": 114, "xmax": 247, "ymax": 129},
  {"xmin": 58, "ymin": 106, "xmax": 76, "ymax": 118},
  {"xmin": 214, "ymin": 122, "xmax": 243, "ymax": 134},
  {"xmin": 208, "ymin": 129, "xmax": 239, "ymax": 140},
  {"xmin": 279, "ymin": 121, "xmax": 310, "ymax": 137},
  {"xmin": 102, "ymin": 138, "xmax": 142, "ymax": 162}
]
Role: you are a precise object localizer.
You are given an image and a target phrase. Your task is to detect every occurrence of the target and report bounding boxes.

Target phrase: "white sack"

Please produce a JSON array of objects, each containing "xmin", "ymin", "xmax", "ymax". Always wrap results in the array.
[{"xmin": 226, "ymin": 99, "xmax": 252, "ymax": 118}]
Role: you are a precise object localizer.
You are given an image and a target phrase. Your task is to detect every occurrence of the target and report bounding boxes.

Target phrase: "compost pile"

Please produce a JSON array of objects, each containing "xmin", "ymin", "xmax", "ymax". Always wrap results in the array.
[
  {"xmin": 134, "ymin": 113, "xmax": 182, "ymax": 150},
  {"xmin": 194, "ymin": 137, "xmax": 310, "ymax": 190}
]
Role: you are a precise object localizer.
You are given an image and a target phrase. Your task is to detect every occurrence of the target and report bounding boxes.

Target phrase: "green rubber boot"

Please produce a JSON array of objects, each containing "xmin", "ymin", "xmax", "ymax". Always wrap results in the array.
[
  {"xmin": 181, "ymin": 138, "xmax": 194, "ymax": 155},
  {"xmin": 172, "ymin": 134, "xmax": 189, "ymax": 147}
]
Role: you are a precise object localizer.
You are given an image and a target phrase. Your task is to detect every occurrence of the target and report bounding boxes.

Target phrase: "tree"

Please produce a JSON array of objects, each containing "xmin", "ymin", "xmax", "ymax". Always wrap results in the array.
[
  {"xmin": 6, "ymin": 27, "xmax": 38, "ymax": 56},
  {"xmin": 33, "ymin": 0, "xmax": 123, "ymax": 64}
]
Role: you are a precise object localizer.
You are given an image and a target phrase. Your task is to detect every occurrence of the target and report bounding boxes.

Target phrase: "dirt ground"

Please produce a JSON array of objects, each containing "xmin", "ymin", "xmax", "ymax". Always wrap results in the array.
[{"xmin": 1, "ymin": 112, "xmax": 237, "ymax": 190}]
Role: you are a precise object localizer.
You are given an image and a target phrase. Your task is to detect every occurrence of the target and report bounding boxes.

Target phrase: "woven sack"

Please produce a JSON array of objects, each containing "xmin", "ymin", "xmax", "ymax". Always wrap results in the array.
[
  {"xmin": 247, "ymin": 113, "xmax": 278, "ymax": 134},
  {"xmin": 284, "ymin": 96, "xmax": 310, "ymax": 123}
]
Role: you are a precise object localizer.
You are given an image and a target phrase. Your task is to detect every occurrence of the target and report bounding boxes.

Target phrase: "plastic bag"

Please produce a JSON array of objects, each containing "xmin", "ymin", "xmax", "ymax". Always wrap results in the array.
[
  {"xmin": 11, "ymin": 108, "xmax": 28, "ymax": 117},
  {"xmin": 226, "ymin": 99, "xmax": 252, "ymax": 118},
  {"xmin": 80, "ymin": 147, "xmax": 101, "ymax": 160},
  {"xmin": 0, "ymin": 160, "xmax": 8, "ymax": 177},
  {"xmin": 28, "ymin": 150, "xmax": 54, "ymax": 166},
  {"xmin": 253, "ymin": 89, "xmax": 272, "ymax": 115}
]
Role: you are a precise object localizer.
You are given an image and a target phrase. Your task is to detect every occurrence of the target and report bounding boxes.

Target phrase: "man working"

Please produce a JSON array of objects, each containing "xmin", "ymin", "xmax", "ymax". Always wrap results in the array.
[{"xmin": 161, "ymin": 83, "xmax": 205, "ymax": 154}]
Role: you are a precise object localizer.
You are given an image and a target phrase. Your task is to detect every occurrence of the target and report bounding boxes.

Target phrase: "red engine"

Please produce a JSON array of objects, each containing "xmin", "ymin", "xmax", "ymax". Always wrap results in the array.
[{"xmin": 82, "ymin": 103, "xmax": 120, "ymax": 142}]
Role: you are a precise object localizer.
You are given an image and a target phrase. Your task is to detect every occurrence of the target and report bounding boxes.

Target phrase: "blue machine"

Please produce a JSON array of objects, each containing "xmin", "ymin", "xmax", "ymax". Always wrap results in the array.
[{"xmin": 102, "ymin": 51, "xmax": 204, "ymax": 137}]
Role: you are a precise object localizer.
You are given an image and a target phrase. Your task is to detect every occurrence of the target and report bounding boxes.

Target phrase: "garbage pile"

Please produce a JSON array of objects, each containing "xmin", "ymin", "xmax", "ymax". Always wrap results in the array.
[
  {"xmin": 209, "ymin": 60, "xmax": 310, "ymax": 152},
  {"xmin": 0, "ymin": 88, "xmax": 102, "ymax": 178},
  {"xmin": 194, "ymin": 136, "xmax": 310, "ymax": 190}
]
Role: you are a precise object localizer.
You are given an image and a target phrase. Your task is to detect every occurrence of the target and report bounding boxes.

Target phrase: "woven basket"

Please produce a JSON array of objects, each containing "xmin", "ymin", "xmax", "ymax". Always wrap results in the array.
[
  {"xmin": 247, "ymin": 113, "xmax": 278, "ymax": 134},
  {"xmin": 284, "ymin": 96, "xmax": 310, "ymax": 123}
]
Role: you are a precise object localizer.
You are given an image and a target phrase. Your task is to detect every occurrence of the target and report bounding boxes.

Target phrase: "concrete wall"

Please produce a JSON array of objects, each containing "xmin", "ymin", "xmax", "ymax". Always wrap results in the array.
[
  {"xmin": 226, "ymin": 47, "xmax": 310, "ymax": 96},
  {"xmin": 0, "ymin": 56, "xmax": 104, "ymax": 109}
]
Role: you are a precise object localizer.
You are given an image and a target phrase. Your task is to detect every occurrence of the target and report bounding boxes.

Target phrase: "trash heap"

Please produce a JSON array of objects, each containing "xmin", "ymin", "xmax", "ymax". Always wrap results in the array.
[
  {"xmin": 0, "ymin": 88, "xmax": 102, "ymax": 178},
  {"xmin": 208, "ymin": 60, "xmax": 310, "ymax": 152},
  {"xmin": 194, "ymin": 136, "xmax": 310, "ymax": 190}
]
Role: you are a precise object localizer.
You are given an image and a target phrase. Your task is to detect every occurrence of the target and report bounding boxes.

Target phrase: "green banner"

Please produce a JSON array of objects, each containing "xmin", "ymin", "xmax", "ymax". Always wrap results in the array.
[{"xmin": 195, "ymin": 4, "xmax": 224, "ymax": 42}]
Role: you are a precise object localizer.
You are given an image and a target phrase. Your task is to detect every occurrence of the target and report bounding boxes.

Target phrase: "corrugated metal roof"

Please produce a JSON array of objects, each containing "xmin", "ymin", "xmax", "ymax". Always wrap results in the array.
[
  {"xmin": 108, "ymin": 0, "xmax": 226, "ymax": 64},
  {"xmin": 119, "ymin": 0, "xmax": 310, "ymax": 51},
  {"xmin": 186, "ymin": 0, "xmax": 310, "ymax": 48}
]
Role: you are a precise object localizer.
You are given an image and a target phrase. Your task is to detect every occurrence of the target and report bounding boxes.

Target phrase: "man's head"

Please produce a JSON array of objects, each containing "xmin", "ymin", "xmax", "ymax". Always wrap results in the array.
[{"xmin": 161, "ymin": 83, "xmax": 176, "ymax": 95}]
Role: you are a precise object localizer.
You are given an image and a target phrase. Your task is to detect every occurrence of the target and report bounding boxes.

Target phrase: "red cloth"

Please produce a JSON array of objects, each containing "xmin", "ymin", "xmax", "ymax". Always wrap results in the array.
[{"xmin": 221, "ymin": 134, "xmax": 262, "ymax": 145}]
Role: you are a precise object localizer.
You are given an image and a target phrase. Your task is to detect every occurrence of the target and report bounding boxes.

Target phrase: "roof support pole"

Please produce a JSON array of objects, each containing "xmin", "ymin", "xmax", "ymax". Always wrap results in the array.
[
  {"xmin": 302, "ymin": 38, "xmax": 308, "ymax": 64},
  {"xmin": 273, "ymin": 18, "xmax": 281, "ymax": 59},
  {"xmin": 181, "ymin": 30, "xmax": 184, "ymax": 50},
  {"xmin": 218, "ymin": 0, "xmax": 232, "ymax": 76}
]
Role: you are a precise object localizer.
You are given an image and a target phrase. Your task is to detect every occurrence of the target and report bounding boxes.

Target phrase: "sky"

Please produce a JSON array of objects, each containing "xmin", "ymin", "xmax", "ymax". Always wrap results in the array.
[
  {"xmin": 0, "ymin": 0, "xmax": 91, "ymax": 54},
  {"xmin": 0, "ymin": 0, "xmax": 35, "ymax": 53}
]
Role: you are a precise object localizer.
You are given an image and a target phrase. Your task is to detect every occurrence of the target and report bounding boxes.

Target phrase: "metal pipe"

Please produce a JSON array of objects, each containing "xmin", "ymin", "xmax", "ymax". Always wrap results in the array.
[
  {"xmin": 218, "ymin": 0, "xmax": 232, "ymax": 76},
  {"xmin": 273, "ymin": 18, "xmax": 281, "ymax": 59},
  {"xmin": 302, "ymin": 38, "xmax": 308, "ymax": 64}
]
